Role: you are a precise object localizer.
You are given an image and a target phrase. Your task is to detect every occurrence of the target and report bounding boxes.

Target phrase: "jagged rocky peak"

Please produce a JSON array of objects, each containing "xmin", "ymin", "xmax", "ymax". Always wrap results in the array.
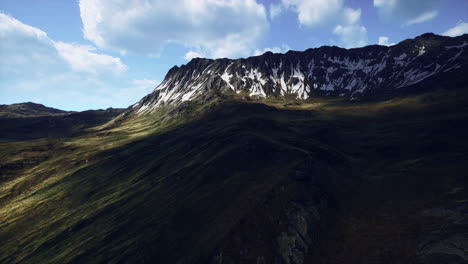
[{"xmin": 130, "ymin": 33, "xmax": 468, "ymax": 115}]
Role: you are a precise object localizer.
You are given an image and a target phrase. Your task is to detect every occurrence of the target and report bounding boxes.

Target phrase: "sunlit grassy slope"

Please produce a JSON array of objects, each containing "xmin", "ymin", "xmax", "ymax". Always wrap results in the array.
[{"xmin": 1, "ymin": 85, "xmax": 468, "ymax": 263}]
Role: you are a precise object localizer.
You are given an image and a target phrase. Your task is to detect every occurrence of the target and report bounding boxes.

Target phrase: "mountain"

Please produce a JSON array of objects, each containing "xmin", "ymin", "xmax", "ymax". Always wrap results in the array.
[
  {"xmin": 0, "ymin": 102, "xmax": 72, "ymax": 118},
  {"xmin": 1, "ymin": 34, "xmax": 468, "ymax": 264},
  {"xmin": 130, "ymin": 33, "xmax": 468, "ymax": 115}
]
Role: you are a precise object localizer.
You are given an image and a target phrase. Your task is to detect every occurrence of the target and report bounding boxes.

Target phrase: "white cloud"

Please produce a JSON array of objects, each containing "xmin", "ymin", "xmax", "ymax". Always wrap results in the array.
[
  {"xmin": 342, "ymin": 7, "xmax": 361, "ymax": 25},
  {"xmin": 378, "ymin": 36, "xmax": 396, "ymax": 46},
  {"xmin": 406, "ymin": 10, "xmax": 438, "ymax": 25},
  {"xmin": 184, "ymin": 50, "xmax": 205, "ymax": 61},
  {"xmin": 443, "ymin": 22, "xmax": 468, "ymax": 37},
  {"xmin": 0, "ymin": 12, "xmax": 49, "ymax": 41},
  {"xmin": 279, "ymin": 0, "xmax": 367, "ymax": 48},
  {"xmin": 373, "ymin": 0, "xmax": 397, "ymax": 11},
  {"xmin": 333, "ymin": 25, "xmax": 367, "ymax": 48},
  {"xmin": 0, "ymin": 13, "xmax": 150, "ymax": 110},
  {"xmin": 78, "ymin": 0, "xmax": 269, "ymax": 59},
  {"xmin": 281, "ymin": 0, "xmax": 343, "ymax": 26},
  {"xmin": 270, "ymin": 4, "xmax": 283, "ymax": 20},
  {"xmin": 254, "ymin": 44, "xmax": 290, "ymax": 56},
  {"xmin": 54, "ymin": 42, "xmax": 127, "ymax": 74},
  {"xmin": 373, "ymin": 0, "xmax": 439, "ymax": 26},
  {"xmin": 131, "ymin": 78, "xmax": 159, "ymax": 89},
  {"xmin": 333, "ymin": 8, "xmax": 368, "ymax": 48},
  {"xmin": 0, "ymin": 13, "xmax": 58, "ymax": 75},
  {"xmin": 0, "ymin": 12, "xmax": 127, "ymax": 76}
]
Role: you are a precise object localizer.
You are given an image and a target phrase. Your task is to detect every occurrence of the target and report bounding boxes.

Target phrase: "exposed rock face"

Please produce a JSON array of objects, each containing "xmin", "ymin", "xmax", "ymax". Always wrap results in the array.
[
  {"xmin": 418, "ymin": 204, "xmax": 468, "ymax": 264},
  {"xmin": 277, "ymin": 203, "xmax": 321, "ymax": 264},
  {"xmin": 209, "ymin": 155, "xmax": 331, "ymax": 264},
  {"xmin": 130, "ymin": 33, "xmax": 468, "ymax": 114}
]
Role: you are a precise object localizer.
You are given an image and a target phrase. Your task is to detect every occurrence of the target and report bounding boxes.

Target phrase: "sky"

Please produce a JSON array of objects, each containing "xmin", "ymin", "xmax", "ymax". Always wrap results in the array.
[{"xmin": 1, "ymin": 0, "xmax": 467, "ymax": 111}]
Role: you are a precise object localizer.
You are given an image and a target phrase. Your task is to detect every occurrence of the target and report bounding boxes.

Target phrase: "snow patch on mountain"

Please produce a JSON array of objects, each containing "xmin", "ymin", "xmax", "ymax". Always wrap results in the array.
[{"xmin": 130, "ymin": 34, "xmax": 468, "ymax": 115}]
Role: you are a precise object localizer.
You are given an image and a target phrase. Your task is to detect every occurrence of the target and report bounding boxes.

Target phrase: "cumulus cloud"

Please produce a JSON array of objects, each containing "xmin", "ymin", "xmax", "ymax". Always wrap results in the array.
[
  {"xmin": 184, "ymin": 50, "xmax": 205, "ymax": 61},
  {"xmin": 253, "ymin": 44, "xmax": 290, "ymax": 56},
  {"xmin": 278, "ymin": 0, "xmax": 367, "ymax": 48},
  {"xmin": 0, "ymin": 13, "xmax": 151, "ymax": 110},
  {"xmin": 0, "ymin": 13, "xmax": 58, "ymax": 75},
  {"xmin": 378, "ymin": 36, "xmax": 396, "ymax": 46},
  {"xmin": 54, "ymin": 42, "xmax": 127, "ymax": 74},
  {"xmin": 373, "ymin": 0, "xmax": 439, "ymax": 25},
  {"xmin": 269, "ymin": 4, "xmax": 283, "ymax": 20},
  {"xmin": 0, "ymin": 12, "xmax": 47, "ymax": 39},
  {"xmin": 443, "ymin": 22, "xmax": 468, "ymax": 37},
  {"xmin": 281, "ymin": 0, "xmax": 343, "ymax": 26},
  {"xmin": 333, "ymin": 8, "xmax": 368, "ymax": 48},
  {"xmin": 0, "ymin": 13, "xmax": 127, "ymax": 76},
  {"xmin": 78, "ymin": 0, "xmax": 269, "ymax": 59}
]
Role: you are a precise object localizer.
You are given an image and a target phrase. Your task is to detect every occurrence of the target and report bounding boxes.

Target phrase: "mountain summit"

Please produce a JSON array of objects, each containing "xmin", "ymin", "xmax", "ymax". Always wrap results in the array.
[{"xmin": 130, "ymin": 33, "xmax": 468, "ymax": 115}]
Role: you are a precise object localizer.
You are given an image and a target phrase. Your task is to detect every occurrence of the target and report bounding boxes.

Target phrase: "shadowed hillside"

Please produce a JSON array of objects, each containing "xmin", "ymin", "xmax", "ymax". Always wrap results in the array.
[
  {"xmin": 0, "ymin": 108, "xmax": 124, "ymax": 141},
  {"xmin": 1, "ymin": 84, "xmax": 467, "ymax": 263}
]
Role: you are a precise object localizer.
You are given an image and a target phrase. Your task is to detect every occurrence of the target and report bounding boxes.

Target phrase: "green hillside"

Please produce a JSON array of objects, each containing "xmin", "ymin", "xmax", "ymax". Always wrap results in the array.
[{"xmin": 1, "ymin": 87, "xmax": 468, "ymax": 263}]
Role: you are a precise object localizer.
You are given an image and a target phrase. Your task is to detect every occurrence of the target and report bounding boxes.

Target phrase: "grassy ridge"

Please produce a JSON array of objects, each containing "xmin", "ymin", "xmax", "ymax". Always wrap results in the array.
[{"xmin": 1, "ymin": 87, "xmax": 467, "ymax": 263}]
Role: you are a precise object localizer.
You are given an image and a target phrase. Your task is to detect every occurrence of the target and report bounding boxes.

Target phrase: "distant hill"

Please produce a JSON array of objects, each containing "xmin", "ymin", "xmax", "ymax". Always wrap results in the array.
[
  {"xmin": 0, "ymin": 102, "xmax": 71, "ymax": 118},
  {"xmin": 0, "ymin": 103, "xmax": 124, "ymax": 140}
]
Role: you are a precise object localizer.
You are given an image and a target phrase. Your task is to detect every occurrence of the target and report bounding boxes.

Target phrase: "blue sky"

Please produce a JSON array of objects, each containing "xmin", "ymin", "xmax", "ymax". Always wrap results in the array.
[{"xmin": 1, "ymin": 0, "xmax": 467, "ymax": 111}]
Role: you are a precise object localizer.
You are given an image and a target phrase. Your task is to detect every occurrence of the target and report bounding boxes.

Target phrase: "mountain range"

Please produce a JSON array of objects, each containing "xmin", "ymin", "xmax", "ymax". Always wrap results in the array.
[
  {"xmin": 130, "ymin": 33, "xmax": 467, "ymax": 115},
  {"xmin": 0, "ymin": 33, "xmax": 468, "ymax": 264}
]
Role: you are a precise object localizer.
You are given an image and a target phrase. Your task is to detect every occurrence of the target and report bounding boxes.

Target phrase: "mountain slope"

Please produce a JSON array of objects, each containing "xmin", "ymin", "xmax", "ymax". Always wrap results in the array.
[
  {"xmin": 1, "ymin": 87, "xmax": 468, "ymax": 264},
  {"xmin": 130, "ymin": 33, "xmax": 468, "ymax": 115}
]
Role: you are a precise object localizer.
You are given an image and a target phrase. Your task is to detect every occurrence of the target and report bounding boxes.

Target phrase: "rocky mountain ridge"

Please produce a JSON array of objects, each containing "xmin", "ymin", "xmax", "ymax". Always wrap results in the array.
[{"xmin": 130, "ymin": 33, "xmax": 468, "ymax": 115}]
